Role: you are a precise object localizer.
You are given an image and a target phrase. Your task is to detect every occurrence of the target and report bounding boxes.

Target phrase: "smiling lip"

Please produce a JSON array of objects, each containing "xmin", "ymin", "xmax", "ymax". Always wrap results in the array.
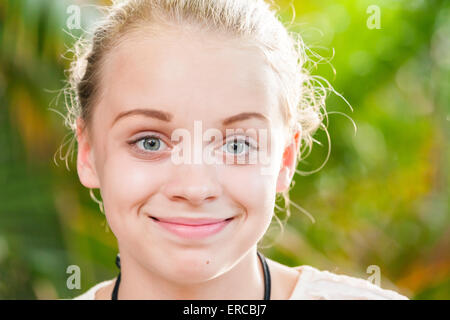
[{"xmin": 149, "ymin": 216, "xmax": 234, "ymax": 239}]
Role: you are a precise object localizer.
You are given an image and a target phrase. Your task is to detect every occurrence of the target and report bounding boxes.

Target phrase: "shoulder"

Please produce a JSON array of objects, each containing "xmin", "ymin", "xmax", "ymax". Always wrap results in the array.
[
  {"xmin": 72, "ymin": 279, "xmax": 116, "ymax": 300},
  {"xmin": 289, "ymin": 265, "xmax": 409, "ymax": 300}
]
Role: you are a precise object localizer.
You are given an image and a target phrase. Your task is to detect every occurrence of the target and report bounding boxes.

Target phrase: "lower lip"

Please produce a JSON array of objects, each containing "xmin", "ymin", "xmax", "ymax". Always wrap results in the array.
[{"xmin": 150, "ymin": 218, "xmax": 233, "ymax": 239}]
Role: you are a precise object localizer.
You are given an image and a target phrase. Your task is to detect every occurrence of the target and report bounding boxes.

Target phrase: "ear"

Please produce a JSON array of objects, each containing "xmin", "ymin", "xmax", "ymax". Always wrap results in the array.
[
  {"xmin": 276, "ymin": 128, "xmax": 301, "ymax": 193},
  {"xmin": 76, "ymin": 117, "xmax": 100, "ymax": 189}
]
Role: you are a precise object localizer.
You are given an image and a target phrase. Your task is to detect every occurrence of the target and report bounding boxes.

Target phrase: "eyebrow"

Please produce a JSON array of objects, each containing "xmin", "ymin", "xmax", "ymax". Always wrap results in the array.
[
  {"xmin": 112, "ymin": 108, "xmax": 270, "ymax": 127},
  {"xmin": 112, "ymin": 108, "xmax": 173, "ymax": 126},
  {"xmin": 222, "ymin": 112, "xmax": 270, "ymax": 126}
]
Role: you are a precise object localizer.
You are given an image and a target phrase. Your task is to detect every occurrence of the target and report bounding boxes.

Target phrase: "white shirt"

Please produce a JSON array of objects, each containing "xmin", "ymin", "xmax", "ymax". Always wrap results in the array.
[{"xmin": 72, "ymin": 265, "xmax": 409, "ymax": 300}]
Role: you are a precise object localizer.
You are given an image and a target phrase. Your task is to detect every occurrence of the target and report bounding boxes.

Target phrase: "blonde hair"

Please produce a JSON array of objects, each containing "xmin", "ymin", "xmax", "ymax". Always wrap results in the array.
[{"xmin": 56, "ymin": 0, "xmax": 352, "ymax": 246}]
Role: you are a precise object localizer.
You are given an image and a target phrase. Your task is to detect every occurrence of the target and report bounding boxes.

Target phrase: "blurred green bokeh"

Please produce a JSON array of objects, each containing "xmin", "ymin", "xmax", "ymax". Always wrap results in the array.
[{"xmin": 0, "ymin": 0, "xmax": 448, "ymax": 299}]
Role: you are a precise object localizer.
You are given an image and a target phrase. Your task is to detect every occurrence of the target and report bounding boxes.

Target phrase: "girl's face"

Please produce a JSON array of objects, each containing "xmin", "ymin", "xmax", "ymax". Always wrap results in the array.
[{"xmin": 77, "ymin": 29, "xmax": 299, "ymax": 284}]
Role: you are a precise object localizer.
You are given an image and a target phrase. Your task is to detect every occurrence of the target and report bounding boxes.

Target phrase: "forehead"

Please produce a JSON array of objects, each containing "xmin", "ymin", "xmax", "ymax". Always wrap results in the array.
[{"xmin": 97, "ymin": 28, "xmax": 283, "ymax": 128}]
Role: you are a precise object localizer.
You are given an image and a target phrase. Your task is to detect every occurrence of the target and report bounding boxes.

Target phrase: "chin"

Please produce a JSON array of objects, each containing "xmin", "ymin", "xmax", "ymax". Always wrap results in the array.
[
  {"xmin": 164, "ymin": 265, "xmax": 222, "ymax": 285},
  {"xmin": 157, "ymin": 253, "xmax": 228, "ymax": 284}
]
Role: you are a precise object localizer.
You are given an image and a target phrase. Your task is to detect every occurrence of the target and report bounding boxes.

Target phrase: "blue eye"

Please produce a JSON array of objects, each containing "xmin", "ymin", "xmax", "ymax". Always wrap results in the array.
[
  {"xmin": 134, "ymin": 136, "xmax": 168, "ymax": 152},
  {"xmin": 222, "ymin": 138, "xmax": 254, "ymax": 155}
]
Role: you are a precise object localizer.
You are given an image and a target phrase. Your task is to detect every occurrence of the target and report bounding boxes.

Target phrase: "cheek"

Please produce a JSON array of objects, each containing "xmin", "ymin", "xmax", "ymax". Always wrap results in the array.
[
  {"xmin": 99, "ymin": 154, "xmax": 168, "ymax": 234},
  {"xmin": 217, "ymin": 165, "xmax": 278, "ymax": 235},
  {"xmin": 221, "ymin": 167, "xmax": 276, "ymax": 207}
]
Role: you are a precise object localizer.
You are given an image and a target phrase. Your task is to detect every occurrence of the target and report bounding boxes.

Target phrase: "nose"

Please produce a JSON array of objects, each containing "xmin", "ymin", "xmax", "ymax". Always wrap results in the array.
[{"xmin": 161, "ymin": 163, "xmax": 221, "ymax": 206}]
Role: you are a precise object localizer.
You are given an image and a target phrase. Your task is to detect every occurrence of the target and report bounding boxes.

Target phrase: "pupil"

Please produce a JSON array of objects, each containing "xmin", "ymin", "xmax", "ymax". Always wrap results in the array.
[
  {"xmin": 144, "ymin": 138, "xmax": 159, "ymax": 150},
  {"xmin": 229, "ymin": 140, "xmax": 243, "ymax": 154}
]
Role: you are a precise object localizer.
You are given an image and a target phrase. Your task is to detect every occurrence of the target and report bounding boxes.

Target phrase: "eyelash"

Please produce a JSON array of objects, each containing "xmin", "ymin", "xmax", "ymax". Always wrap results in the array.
[
  {"xmin": 128, "ymin": 134, "xmax": 259, "ymax": 156},
  {"xmin": 221, "ymin": 137, "xmax": 259, "ymax": 155},
  {"xmin": 128, "ymin": 133, "xmax": 168, "ymax": 156}
]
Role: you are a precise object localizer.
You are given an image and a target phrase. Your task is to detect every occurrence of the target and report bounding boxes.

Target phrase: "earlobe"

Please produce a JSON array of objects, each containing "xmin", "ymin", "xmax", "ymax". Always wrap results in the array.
[{"xmin": 76, "ymin": 118, "xmax": 100, "ymax": 189}]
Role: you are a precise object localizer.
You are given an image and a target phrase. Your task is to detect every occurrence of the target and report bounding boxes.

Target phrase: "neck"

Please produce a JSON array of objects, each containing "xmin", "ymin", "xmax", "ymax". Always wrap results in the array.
[{"xmin": 115, "ymin": 247, "xmax": 266, "ymax": 299}]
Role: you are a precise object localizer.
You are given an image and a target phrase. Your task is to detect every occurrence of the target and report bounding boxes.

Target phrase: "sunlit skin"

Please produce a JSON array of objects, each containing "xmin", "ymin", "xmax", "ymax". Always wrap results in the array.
[{"xmin": 76, "ymin": 26, "xmax": 302, "ymax": 299}]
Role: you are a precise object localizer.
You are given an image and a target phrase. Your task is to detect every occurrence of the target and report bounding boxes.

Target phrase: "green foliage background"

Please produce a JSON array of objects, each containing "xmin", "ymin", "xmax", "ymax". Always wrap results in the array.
[{"xmin": 0, "ymin": 0, "xmax": 448, "ymax": 299}]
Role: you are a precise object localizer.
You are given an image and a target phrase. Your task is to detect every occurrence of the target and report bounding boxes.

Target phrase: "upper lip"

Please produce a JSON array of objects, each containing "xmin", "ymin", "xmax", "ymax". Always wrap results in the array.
[{"xmin": 149, "ymin": 216, "xmax": 233, "ymax": 226}]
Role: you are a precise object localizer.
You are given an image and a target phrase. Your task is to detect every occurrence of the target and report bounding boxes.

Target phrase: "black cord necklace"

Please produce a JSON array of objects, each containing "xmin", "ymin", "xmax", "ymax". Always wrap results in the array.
[{"xmin": 111, "ymin": 251, "xmax": 271, "ymax": 300}]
